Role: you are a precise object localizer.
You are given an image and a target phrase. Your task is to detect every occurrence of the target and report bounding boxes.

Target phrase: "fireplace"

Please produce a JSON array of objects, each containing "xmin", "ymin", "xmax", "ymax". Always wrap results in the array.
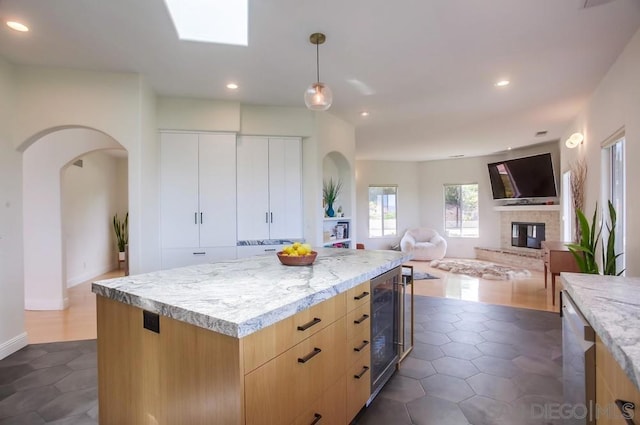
[{"xmin": 511, "ymin": 222, "xmax": 545, "ymax": 249}]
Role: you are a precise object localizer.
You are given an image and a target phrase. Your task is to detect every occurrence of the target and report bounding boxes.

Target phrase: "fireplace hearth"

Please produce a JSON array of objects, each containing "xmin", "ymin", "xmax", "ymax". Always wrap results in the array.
[{"xmin": 511, "ymin": 222, "xmax": 545, "ymax": 249}]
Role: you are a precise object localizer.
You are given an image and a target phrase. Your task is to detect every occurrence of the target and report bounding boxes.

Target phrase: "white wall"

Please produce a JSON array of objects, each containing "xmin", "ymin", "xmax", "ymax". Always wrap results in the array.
[
  {"xmin": 23, "ymin": 128, "xmax": 123, "ymax": 310},
  {"xmin": 414, "ymin": 141, "xmax": 560, "ymax": 259},
  {"xmin": 135, "ymin": 78, "xmax": 160, "ymax": 273},
  {"xmin": 417, "ymin": 156, "xmax": 498, "ymax": 258},
  {"xmin": 157, "ymin": 97, "xmax": 240, "ymax": 132},
  {"xmin": 560, "ymin": 27, "xmax": 640, "ymax": 276},
  {"xmin": 13, "ymin": 67, "xmax": 157, "ymax": 275},
  {"xmin": 315, "ymin": 113, "xmax": 357, "ymax": 246},
  {"xmin": 0, "ymin": 58, "xmax": 27, "ymax": 359},
  {"xmin": 62, "ymin": 152, "xmax": 127, "ymax": 287},
  {"xmin": 355, "ymin": 161, "xmax": 420, "ymax": 250}
]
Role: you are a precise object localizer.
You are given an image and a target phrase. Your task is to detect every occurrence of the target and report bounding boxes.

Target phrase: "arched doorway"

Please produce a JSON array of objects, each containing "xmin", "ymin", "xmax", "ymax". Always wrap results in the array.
[{"xmin": 20, "ymin": 127, "xmax": 126, "ymax": 310}]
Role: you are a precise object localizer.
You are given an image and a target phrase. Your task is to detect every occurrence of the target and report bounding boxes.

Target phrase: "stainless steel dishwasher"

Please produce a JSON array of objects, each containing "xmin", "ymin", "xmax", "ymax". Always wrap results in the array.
[{"xmin": 562, "ymin": 290, "xmax": 596, "ymax": 425}]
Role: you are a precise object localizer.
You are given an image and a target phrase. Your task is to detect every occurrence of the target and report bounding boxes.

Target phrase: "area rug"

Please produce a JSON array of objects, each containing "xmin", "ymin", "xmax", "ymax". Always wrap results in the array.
[
  {"xmin": 429, "ymin": 258, "xmax": 531, "ymax": 280},
  {"xmin": 413, "ymin": 272, "xmax": 440, "ymax": 280}
]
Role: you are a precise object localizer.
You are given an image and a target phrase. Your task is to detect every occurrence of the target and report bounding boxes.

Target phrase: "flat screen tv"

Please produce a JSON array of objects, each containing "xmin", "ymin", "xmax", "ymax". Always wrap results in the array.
[{"xmin": 487, "ymin": 153, "xmax": 557, "ymax": 200}]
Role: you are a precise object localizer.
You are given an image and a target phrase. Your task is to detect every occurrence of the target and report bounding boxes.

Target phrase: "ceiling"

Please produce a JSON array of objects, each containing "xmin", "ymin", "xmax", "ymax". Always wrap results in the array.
[{"xmin": 1, "ymin": 0, "xmax": 639, "ymax": 161}]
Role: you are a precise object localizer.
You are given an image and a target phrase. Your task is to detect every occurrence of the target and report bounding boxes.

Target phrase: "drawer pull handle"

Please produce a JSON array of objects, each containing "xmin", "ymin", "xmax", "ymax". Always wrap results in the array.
[
  {"xmin": 354, "ymin": 340, "xmax": 369, "ymax": 352},
  {"xmin": 298, "ymin": 347, "xmax": 322, "ymax": 364},
  {"xmin": 193, "ymin": 252, "xmax": 206, "ymax": 255},
  {"xmin": 354, "ymin": 314, "xmax": 370, "ymax": 324},
  {"xmin": 310, "ymin": 413, "xmax": 322, "ymax": 425},
  {"xmin": 354, "ymin": 291, "xmax": 369, "ymax": 300},
  {"xmin": 354, "ymin": 365, "xmax": 369, "ymax": 379},
  {"xmin": 297, "ymin": 317, "xmax": 322, "ymax": 331},
  {"xmin": 615, "ymin": 400, "xmax": 635, "ymax": 425}
]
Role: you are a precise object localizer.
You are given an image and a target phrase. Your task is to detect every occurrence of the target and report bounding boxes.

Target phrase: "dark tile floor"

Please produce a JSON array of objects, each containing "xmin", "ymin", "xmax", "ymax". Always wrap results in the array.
[
  {"xmin": 0, "ymin": 340, "xmax": 97, "ymax": 425},
  {"xmin": 0, "ymin": 296, "xmax": 562, "ymax": 425},
  {"xmin": 354, "ymin": 296, "xmax": 563, "ymax": 425}
]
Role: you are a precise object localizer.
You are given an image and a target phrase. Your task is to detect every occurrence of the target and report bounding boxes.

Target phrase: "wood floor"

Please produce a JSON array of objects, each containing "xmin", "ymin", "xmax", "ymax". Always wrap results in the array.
[
  {"xmin": 408, "ymin": 260, "xmax": 560, "ymax": 313},
  {"xmin": 24, "ymin": 270, "xmax": 124, "ymax": 344},
  {"xmin": 23, "ymin": 259, "xmax": 560, "ymax": 344}
]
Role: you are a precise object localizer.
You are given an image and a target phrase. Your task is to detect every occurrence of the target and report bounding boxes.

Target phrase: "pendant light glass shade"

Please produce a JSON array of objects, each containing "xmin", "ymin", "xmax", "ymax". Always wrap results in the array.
[
  {"xmin": 305, "ymin": 32, "xmax": 332, "ymax": 111},
  {"xmin": 304, "ymin": 82, "xmax": 333, "ymax": 111}
]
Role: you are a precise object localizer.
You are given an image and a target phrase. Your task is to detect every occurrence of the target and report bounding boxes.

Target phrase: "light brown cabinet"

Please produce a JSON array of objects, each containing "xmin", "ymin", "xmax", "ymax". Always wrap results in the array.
[
  {"xmin": 595, "ymin": 336, "xmax": 640, "ymax": 424},
  {"xmin": 97, "ymin": 281, "xmax": 372, "ymax": 425},
  {"xmin": 245, "ymin": 316, "xmax": 347, "ymax": 425},
  {"xmin": 345, "ymin": 281, "xmax": 372, "ymax": 421}
]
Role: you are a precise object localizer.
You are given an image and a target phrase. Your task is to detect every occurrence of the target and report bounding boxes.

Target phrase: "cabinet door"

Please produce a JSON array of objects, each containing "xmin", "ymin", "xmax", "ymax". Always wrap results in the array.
[
  {"xmin": 268, "ymin": 138, "xmax": 303, "ymax": 239},
  {"xmin": 160, "ymin": 133, "xmax": 200, "ymax": 248},
  {"xmin": 198, "ymin": 133, "xmax": 237, "ymax": 247},
  {"xmin": 237, "ymin": 136, "xmax": 270, "ymax": 241}
]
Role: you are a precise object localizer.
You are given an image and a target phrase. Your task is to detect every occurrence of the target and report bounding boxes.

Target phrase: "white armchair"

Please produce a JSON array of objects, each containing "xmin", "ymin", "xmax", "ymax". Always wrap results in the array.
[{"xmin": 400, "ymin": 228, "xmax": 447, "ymax": 261}]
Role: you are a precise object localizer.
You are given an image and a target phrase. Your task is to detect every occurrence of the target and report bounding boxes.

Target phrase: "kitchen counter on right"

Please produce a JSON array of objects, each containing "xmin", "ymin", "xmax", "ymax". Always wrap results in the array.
[{"xmin": 561, "ymin": 272, "xmax": 640, "ymax": 391}]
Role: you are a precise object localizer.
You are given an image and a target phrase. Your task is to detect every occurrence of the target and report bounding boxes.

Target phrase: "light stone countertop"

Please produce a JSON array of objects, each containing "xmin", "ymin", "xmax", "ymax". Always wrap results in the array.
[
  {"xmin": 92, "ymin": 248, "xmax": 412, "ymax": 338},
  {"xmin": 561, "ymin": 272, "xmax": 640, "ymax": 390}
]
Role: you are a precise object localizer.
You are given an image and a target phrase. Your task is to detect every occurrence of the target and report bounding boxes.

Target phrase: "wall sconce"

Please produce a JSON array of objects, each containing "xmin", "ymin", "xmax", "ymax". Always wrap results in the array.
[{"xmin": 565, "ymin": 132, "xmax": 584, "ymax": 149}]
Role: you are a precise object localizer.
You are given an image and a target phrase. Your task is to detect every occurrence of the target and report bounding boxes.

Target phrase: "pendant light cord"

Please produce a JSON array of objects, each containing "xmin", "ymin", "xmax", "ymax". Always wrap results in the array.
[{"xmin": 316, "ymin": 41, "xmax": 320, "ymax": 84}]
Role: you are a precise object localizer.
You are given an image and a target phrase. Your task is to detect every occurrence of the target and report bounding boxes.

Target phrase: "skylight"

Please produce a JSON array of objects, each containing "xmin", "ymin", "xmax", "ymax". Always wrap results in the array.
[{"xmin": 163, "ymin": 0, "xmax": 248, "ymax": 46}]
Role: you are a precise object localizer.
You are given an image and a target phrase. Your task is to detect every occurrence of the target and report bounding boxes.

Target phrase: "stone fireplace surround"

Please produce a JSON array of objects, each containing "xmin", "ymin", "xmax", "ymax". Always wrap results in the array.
[{"xmin": 475, "ymin": 205, "xmax": 561, "ymax": 271}]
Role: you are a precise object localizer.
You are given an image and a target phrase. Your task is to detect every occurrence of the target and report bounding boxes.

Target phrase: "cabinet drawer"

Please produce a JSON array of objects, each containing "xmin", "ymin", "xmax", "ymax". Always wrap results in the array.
[
  {"xmin": 291, "ymin": 376, "xmax": 346, "ymax": 425},
  {"xmin": 161, "ymin": 247, "xmax": 237, "ymax": 269},
  {"xmin": 347, "ymin": 333, "xmax": 371, "ymax": 368},
  {"xmin": 236, "ymin": 245, "xmax": 283, "ymax": 258},
  {"xmin": 346, "ymin": 302, "xmax": 371, "ymax": 341},
  {"xmin": 346, "ymin": 352, "xmax": 371, "ymax": 423},
  {"xmin": 245, "ymin": 317, "xmax": 347, "ymax": 425},
  {"xmin": 243, "ymin": 293, "xmax": 346, "ymax": 372},
  {"xmin": 346, "ymin": 281, "xmax": 371, "ymax": 312}
]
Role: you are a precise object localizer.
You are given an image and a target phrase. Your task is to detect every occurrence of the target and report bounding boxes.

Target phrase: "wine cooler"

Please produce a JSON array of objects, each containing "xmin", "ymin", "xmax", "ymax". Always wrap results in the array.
[{"xmin": 369, "ymin": 266, "xmax": 400, "ymax": 402}]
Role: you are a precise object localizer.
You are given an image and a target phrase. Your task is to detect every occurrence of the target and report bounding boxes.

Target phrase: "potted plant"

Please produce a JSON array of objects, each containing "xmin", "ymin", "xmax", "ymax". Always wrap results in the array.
[
  {"xmin": 566, "ymin": 201, "xmax": 624, "ymax": 275},
  {"xmin": 113, "ymin": 212, "xmax": 128, "ymax": 261},
  {"xmin": 323, "ymin": 177, "xmax": 342, "ymax": 217}
]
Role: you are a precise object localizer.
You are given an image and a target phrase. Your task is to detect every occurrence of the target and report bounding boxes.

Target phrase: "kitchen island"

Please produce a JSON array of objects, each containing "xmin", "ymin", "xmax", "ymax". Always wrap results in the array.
[
  {"xmin": 92, "ymin": 248, "xmax": 411, "ymax": 425},
  {"xmin": 561, "ymin": 273, "xmax": 640, "ymax": 422}
]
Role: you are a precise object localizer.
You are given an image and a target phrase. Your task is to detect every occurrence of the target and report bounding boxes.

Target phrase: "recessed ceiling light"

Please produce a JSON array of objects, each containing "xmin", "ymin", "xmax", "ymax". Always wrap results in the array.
[
  {"xmin": 507, "ymin": 147, "xmax": 512, "ymax": 150},
  {"xmin": 360, "ymin": 111, "xmax": 369, "ymax": 117},
  {"xmin": 6, "ymin": 21, "xmax": 29, "ymax": 32},
  {"xmin": 226, "ymin": 83, "xmax": 238, "ymax": 90},
  {"xmin": 449, "ymin": 154, "xmax": 465, "ymax": 158},
  {"xmin": 495, "ymin": 80, "xmax": 510, "ymax": 87}
]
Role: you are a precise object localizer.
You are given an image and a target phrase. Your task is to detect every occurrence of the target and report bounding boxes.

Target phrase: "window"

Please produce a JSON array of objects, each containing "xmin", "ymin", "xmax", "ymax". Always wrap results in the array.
[
  {"xmin": 368, "ymin": 186, "xmax": 397, "ymax": 237},
  {"xmin": 602, "ymin": 136, "xmax": 625, "ymax": 273},
  {"xmin": 562, "ymin": 170, "xmax": 573, "ymax": 242},
  {"xmin": 444, "ymin": 184, "xmax": 479, "ymax": 237}
]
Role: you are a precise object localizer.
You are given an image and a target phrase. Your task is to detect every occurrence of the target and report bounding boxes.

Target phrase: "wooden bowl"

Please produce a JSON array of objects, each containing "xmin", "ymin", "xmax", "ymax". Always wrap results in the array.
[{"xmin": 277, "ymin": 251, "xmax": 318, "ymax": 266}]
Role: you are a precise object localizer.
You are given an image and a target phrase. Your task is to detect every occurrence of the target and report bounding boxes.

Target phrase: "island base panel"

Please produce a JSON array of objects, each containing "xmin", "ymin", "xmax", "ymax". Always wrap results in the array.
[
  {"xmin": 595, "ymin": 336, "xmax": 640, "ymax": 425},
  {"xmin": 97, "ymin": 296, "xmax": 244, "ymax": 425}
]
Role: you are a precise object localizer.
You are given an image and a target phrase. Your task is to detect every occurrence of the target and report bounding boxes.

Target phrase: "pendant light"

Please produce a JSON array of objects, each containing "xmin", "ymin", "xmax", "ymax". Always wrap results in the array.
[{"xmin": 304, "ymin": 32, "xmax": 333, "ymax": 111}]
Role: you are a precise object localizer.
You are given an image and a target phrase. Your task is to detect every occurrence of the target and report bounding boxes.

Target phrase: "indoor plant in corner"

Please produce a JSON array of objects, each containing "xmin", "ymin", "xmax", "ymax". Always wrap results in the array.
[
  {"xmin": 323, "ymin": 177, "xmax": 342, "ymax": 218},
  {"xmin": 566, "ymin": 201, "xmax": 623, "ymax": 276},
  {"xmin": 113, "ymin": 212, "xmax": 128, "ymax": 261}
]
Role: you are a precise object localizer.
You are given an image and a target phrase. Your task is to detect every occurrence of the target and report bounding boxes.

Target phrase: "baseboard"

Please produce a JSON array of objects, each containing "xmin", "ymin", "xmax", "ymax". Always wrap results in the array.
[
  {"xmin": 67, "ymin": 264, "xmax": 113, "ymax": 288},
  {"xmin": 0, "ymin": 332, "xmax": 28, "ymax": 360},
  {"xmin": 25, "ymin": 296, "xmax": 69, "ymax": 310}
]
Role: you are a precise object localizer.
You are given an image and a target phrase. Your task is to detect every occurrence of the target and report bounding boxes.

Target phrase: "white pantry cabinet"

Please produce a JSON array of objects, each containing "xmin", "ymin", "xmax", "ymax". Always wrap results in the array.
[
  {"xmin": 236, "ymin": 136, "xmax": 303, "ymax": 241},
  {"xmin": 160, "ymin": 132, "xmax": 237, "ymax": 268}
]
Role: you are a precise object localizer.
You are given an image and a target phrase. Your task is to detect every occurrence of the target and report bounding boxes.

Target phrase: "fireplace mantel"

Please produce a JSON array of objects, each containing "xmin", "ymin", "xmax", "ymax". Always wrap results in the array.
[{"xmin": 493, "ymin": 205, "xmax": 561, "ymax": 212}]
